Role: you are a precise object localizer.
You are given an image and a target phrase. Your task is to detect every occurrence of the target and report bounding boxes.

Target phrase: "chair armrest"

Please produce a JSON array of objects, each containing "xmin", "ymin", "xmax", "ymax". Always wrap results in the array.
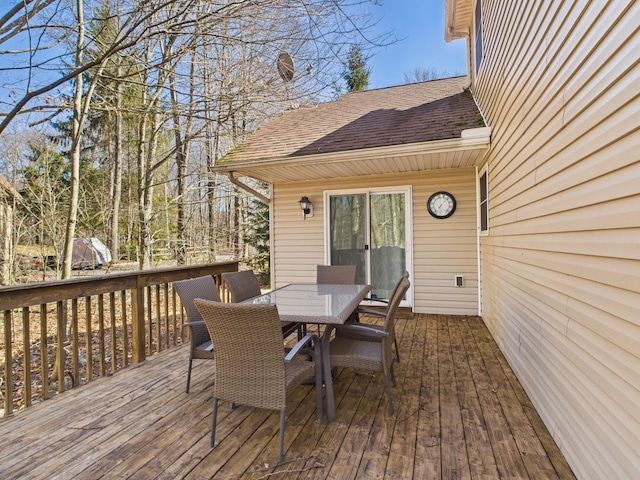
[
  {"xmin": 285, "ymin": 333, "xmax": 319, "ymax": 362},
  {"xmin": 356, "ymin": 307, "xmax": 385, "ymax": 318},
  {"xmin": 183, "ymin": 320, "xmax": 211, "ymax": 347},
  {"xmin": 195, "ymin": 341, "xmax": 214, "ymax": 353},
  {"xmin": 183, "ymin": 320, "xmax": 208, "ymax": 336},
  {"xmin": 364, "ymin": 297, "xmax": 389, "ymax": 304},
  {"xmin": 335, "ymin": 323, "xmax": 389, "ymax": 338},
  {"xmin": 184, "ymin": 320, "xmax": 206, "ymax": 328}
]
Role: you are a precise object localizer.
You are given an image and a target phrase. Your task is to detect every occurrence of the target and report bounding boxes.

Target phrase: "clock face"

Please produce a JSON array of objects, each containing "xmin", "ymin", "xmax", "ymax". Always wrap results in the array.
[{"xmin": 427, "ymin": 191, "xmax": 456, "ymax": 219}]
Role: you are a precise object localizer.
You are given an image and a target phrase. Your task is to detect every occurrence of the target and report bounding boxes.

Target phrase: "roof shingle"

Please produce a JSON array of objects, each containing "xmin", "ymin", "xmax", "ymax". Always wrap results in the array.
[{"xmin": 220, "ymin": 76, "xmax": 484, "ymax": 165}]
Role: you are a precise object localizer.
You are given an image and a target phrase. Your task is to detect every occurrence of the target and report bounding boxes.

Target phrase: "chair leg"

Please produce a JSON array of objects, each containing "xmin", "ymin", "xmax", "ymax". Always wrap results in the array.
[
  {"xmin": 211, "ymin": 399, "xmax": 219, "ymax": 447},
  {"xmin": 384, "ymin": 374, "xmax": 394, "ymax": 415},
  {"xmin": 314, "ymin": 340, "xmax": 323, "ymax": 420},
  {"xmin": 297, "ymin": 323, "xmax": 307, "ymax": 340},
  {"xmin": 186, "ymin": 358, "xmax": 193, "ymax": 393},
  {"xmin": 394, "ymin": 338, "xmax": 400, "ymax": 363},
  {"xmin": 278, "ymin": 410, "xmax": 286, "ymax": 464}
]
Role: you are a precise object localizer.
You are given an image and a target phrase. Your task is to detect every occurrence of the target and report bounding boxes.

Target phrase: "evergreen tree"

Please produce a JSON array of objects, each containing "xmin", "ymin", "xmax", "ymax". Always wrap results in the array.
[
  {"xmin": 244, "ymin": 190, "xmax": 270, "ymax": 276},
  {"xmin": 343, "ymin": 44, "xmax": 370, "ymax": 92}
]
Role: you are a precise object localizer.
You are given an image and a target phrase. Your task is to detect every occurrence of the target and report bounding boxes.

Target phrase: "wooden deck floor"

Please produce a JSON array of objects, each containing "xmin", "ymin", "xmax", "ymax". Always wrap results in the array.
[{"xmin": 0, "ymin": 314, "xmax": 576, "ymax": 479}]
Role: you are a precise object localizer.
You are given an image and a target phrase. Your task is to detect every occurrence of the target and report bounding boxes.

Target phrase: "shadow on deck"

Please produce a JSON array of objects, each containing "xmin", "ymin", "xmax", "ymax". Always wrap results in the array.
[{"xmin": 0, "ymin": 314, "xmax": 575, "ymax": 479}]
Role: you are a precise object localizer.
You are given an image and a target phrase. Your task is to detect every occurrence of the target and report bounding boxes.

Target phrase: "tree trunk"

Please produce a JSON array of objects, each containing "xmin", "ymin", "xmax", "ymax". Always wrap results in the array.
[
  {"xmin": 108, "ymin": 64, "xmax": 123, "ymax": 262},
  {"xmin": 135, "ymin": 78, "xmax": 149, "ymax": 270},
  {"xmin": 169, "ymin": 62, "xmax": 190, "ymax": 265}
]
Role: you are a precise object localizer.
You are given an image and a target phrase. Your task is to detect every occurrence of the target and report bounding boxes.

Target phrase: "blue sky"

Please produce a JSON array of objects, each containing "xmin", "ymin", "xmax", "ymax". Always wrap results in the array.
[{"xmin": 356, "ymin": 1, "xmax": 468, "ymax": 89}]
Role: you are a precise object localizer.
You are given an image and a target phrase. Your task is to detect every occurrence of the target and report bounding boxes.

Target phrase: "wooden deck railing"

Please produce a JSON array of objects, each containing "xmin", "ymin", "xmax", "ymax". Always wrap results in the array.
[{"xmin": 0, "ymin": 261, "xmax": 239, "ymax": 417}]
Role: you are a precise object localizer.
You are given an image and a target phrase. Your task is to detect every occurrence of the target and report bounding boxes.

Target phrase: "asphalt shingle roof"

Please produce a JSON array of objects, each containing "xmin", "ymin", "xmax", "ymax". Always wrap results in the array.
[{"xmin": 220, "ymin": 76, "xmax": 484, "ymax": 165}]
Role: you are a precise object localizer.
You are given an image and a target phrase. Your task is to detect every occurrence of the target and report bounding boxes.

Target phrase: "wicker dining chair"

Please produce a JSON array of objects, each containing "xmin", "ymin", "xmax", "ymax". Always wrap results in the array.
[
  {"xmin": 193, "ymin": 299, "xmax": 323, "ymax": 465},
  {"xmin": 337, "ymin": 271, "xmax": 410, "ymax": 363},
  {"xmin": 173, "ymin": 275, "xmax": 220, "ymax": 393},
  {"xmin": 222, "ymin": 270, "xmax": 300, "ymax": 339},
  {"xmin": 221, "ymin": 270, "xmax": 261, "ymax": 303},
  {"xmin": 317, "ymin": 264, "xmax": 358, "ymax": 326},
  {"xmin": 316, "ymin": 264, "xmax": 357, "ymax": 285},
  {"xmin": 326, "ymin": 276, "xmax": 410, "ymax": 415}
]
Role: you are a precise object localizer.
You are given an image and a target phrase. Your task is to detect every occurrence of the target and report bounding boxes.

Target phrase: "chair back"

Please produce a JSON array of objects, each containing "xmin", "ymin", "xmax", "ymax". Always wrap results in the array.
[
  {"xmin": 385, "ymin": 277, "xmax": 410, "ymax": 334},
  {"xmin": 386, "ymin": 271, "xmax": 410, "ymax": 305},
  {"xmin": 194, "ymin": 300, "xmax": 287, "ymax": 410},
  {"xmin": 173, "ymin": 275, "xmax": 221, "ymax": 322},
  {"xmin": 316, "ymin": 265, "xmax": 357, "ymax": 284},
  {"xmin": 222, "ymin": 270, "xmax": 261, "ymax": 302},
  {"xmin": 377, "ymin": 276, "xmax": 410, "ymax": 371}
]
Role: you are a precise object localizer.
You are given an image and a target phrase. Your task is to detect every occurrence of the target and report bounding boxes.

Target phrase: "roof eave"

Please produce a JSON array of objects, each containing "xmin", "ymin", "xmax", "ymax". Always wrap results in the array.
[
  {"xmin": 213, "ymin": 127, "xmax": 491, "ymax": 183},
  {"xmin": 445, "ymin": 0, "xmax": 473, "ymax": 42}
]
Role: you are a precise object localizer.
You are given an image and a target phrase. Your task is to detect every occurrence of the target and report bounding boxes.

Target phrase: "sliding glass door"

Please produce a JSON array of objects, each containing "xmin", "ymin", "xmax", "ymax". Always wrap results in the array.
[
  {"xmin": 326, "ymin": 187, "xmax": 411, "ymax": 302},
  {"xmin": 369, "ymin": 192, "xmax": 407, "ymax": 300},
  {"xmin": 328, "ymin": 193, "xmax": 367, "ymax": 283}
]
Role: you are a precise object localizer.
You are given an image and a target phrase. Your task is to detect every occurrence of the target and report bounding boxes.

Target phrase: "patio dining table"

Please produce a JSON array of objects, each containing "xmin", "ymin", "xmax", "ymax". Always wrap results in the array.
[{"xmin": 242, "ymin": 283, "xmax": 371, "ymax": 422}]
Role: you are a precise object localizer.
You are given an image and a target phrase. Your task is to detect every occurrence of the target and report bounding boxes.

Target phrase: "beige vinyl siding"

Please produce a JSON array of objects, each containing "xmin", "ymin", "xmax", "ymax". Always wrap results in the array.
[
  {"xmin": 472, "ymin": 0, "xmax": 639, "ymax": 478},
  {"xmin": 271, "ymin": 168, "xmax": 479, "ymax": 315}
]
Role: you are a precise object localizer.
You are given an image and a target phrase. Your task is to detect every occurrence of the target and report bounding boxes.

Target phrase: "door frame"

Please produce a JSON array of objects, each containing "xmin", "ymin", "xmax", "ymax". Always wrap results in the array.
[{"xmin": 323, "ymin": 186, "xmax": 414, "ymax": 308}]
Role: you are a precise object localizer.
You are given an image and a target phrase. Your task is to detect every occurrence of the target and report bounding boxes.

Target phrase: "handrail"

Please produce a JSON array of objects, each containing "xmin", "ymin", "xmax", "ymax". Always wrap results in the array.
[{"xmin": 0, "ymin": 261, "xmax": 239, "ymax": 417}]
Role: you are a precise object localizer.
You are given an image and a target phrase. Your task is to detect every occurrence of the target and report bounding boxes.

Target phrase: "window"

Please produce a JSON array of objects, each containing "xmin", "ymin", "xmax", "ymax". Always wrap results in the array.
[
  {"xmin": 475, "ymin": 0, "xmax": 483, "ymax": 73},
  {"xmin": 479, "ymin": 167, "xmax": 489, "ymax": 233}
]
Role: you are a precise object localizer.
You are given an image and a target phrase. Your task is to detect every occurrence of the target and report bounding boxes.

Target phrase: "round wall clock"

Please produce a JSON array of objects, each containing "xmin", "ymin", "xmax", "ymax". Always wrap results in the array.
[{"xmin": 427, "ymin": 191, "xmax": 456, "ymax": 219}]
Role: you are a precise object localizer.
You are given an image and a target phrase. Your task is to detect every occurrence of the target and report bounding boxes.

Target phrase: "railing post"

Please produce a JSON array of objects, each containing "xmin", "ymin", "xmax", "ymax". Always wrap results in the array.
[{"xmin": 131, "ymin": 275, "xmax": 146, "ymax": 363}]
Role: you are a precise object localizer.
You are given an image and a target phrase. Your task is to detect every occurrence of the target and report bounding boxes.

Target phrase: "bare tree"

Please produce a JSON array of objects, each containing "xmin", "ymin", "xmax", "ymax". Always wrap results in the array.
[
  {"xmin": 2, "ymin": 0, "xmax": 394, "ymax": 273},
  {"xmin": 403, "ymin": 65, "xmax": 464, "ymax": 84},
  {"xmin": 60, "ymin": 0, "xmax": 86, "ymax": 280}
]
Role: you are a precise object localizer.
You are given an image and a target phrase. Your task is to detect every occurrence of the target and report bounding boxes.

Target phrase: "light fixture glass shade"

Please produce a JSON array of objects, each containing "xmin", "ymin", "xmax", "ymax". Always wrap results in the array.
[
  {"xmin": 298, "ymin": 196, "xmax": 311, "ymax": 211},
  {"xmin": 298, "ymin": 196, "xmax": 312, "ymax": 219}
]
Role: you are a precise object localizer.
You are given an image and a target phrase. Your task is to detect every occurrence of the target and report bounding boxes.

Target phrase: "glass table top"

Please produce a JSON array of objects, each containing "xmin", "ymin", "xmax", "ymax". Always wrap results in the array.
[{"xmin": 242, "ymin": 283, "xmax": 371, "ymax": 324}]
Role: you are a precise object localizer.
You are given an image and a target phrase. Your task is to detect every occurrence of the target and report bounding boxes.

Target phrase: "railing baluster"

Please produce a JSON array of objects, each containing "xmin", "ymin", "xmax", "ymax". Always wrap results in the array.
[
  {"xmin": 3, "ymin": 310, "xmax": 13, "ymax": 415},
  {"xmin": 121, "ymin": 290, "xmax": 129, "ymax": 367},
  {"xmin": 85, "ymin": 297, "xmax": 93, "ymax": 382},
  {"xmin": 55, "ymin": 301, "xmax": 65, "ymax": 394},
  {"xmin": 171, "ymin": 287, "xmax": 177, "ymax": 346},
  {"xmin": 22, "ymin": 307, "xmax": 31, "ymax": 408},
  {"xmin": 98, "ymin": 294, "xmax": 105, "ymax": 377},
  {"xmin": 146, "ymin": 286, "xmax": 152, "ymax": 356},
  {"xmin": 71, "ymin": 299, "xmax": 79, "ymax": 388},
  {"xmin": 131, "ymin": 276, "xmax": 145, "ymax": 364},
  {"xmin": 39, "ymin": 304, "xmax": 48, "ymax": 400},
  {"xmin": 109, "ymin": 292, "xmax": 117, "ymax": 373},
  {"xmin": 155, "ymin": 284, "xmax": 161, "ymax": 353},
  {"xmin": 163, "ymin": 283, "xmax": 169, "ymax": 350}
]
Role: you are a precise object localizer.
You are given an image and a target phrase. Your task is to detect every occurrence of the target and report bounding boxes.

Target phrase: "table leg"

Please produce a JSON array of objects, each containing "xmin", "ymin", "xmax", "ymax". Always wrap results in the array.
[{"xmin": 321, "ymin": 331, "xmax": 336, "ymax": 422}]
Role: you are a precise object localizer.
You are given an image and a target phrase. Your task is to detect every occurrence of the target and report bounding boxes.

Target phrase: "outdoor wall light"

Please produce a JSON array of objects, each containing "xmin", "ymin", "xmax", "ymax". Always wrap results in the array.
[{"xmin": 298, "ymin": 196, "xmax": 313, "ymax": 219}]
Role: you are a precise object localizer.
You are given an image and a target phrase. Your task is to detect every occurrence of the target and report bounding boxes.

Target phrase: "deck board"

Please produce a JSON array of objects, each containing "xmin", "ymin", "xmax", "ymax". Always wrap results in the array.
[
  {"xmin": 0, "ymin": 314, "xmax": 576, "ymax": 479},
  {"xmin": 414, "ymin": 313, "xmax": 442, "ymax": 479}
]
